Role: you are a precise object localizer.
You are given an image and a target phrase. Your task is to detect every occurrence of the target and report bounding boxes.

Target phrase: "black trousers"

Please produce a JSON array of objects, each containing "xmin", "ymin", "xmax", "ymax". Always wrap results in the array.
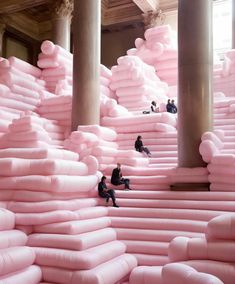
[
  {"xmin": 112, "ymin": 178, "xmax": 130, "ymax": 189},
  {"xmin": 99, "ymin": 189, "xmax": 116, "ymax": 205}
]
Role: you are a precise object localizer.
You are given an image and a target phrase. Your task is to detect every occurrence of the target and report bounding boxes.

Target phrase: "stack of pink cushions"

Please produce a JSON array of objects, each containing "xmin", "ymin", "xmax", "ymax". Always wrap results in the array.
[
  {"xmin": 214, "ymin": 50, "xmax": 235, "ymax": 97},
  {"xmin": 168, "ymin": 213, "xmax": 235, "ymax": 284},
  {"xmin": 0, "ymin": 208, "xmax": 42, "ymax": 284},
  {"xmin": 0, "ymin": 113, "xmax": 65, "ymax": 149},
  {"xmin": 110, "ymin": 55, "xmax": 168, "ymax": 112},
  {"xmin": 37, "ymin": 41, "xmax": 72, "ymax": 93},
  {"xmin": 127, "ymin": 25, "xmax": 178, "ymax": 86},
  {"xmin": 0, "ymin": 57, "xmax": 42, "ymax": 134},
  {"xmin": 37, "ymin": 94, "xmax": 72, "ymax": 128},
  {"xmin": 100, "ymin": 64, "xmax": 116, "ymax": 99}
]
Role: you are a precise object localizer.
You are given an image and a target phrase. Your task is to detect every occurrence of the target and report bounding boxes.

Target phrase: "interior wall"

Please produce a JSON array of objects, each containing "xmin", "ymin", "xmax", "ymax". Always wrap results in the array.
[
  {"xmin": 164, "ymin": 10, "xmax": 178, "ymax": 32},
  {"xmin": 4, "ymin": 36, "xmax": 29, "ymax": 62},
  {"xmin": 101, "ymin": 26, "xmax": 144, "ymax": 68}
]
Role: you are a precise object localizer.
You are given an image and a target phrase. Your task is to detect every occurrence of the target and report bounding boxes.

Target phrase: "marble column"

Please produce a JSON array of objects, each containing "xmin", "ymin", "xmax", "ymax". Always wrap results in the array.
[
  {"xmin": 0, "ymin": 22, "xmax": 6, "ymax": 57},
  {"xmin": 71, "ymin": 0, "xmax": 101, "ymax": 130},
  {"xmin": 177, "ymin": 0, "xmax": 213, "ymax": 168},
  {"xmin": 232, "ymin": 0, "xmax": 235, "ymax": 48},
  {"xmin": 51, "ymin": 0, "xmax": 73, "ymax": 51}
]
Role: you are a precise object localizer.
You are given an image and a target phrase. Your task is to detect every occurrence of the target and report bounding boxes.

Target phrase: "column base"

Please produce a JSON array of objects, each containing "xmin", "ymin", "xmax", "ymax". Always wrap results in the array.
[{"xmin": 170, "ymin": 182, "xmax": 210, "ymax": 191}]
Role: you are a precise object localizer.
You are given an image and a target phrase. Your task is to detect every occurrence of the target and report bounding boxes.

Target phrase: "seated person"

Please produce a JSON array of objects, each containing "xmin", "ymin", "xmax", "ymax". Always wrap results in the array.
[
  {"xmin": 166, "ymin": 99, "xmax": 172, "ymax": 113},
  {"xmin": 171, "ymin": 99, "xmax": 177, "ymax": 113},
  {"xmin": 111, "ymin": 163, "xmax": 131, "ymax": 190},
  {"xmin": 151, "ymin": 101, "xmax": 159, "ymax": 113},
  {"xmin": 98, "ymin": 176, "xmax": 119, "ymax": 207},
  {"xmin": 135, "ymin": 135, "xmax": 151, "ymax": 157}
]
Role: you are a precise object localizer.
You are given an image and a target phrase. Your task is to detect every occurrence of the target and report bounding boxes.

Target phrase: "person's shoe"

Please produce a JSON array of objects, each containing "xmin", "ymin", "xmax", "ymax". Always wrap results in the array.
[
  {"xmin": 124, "ymin": 188, "xmax": 130, "ymax": 191},
  {"xmin": 113, "ymin": 204, "xmax": 119, "ymax": 208},
  {"xmin": 106, "ymin": 197, "xmax": 109, "ymax": 203}
]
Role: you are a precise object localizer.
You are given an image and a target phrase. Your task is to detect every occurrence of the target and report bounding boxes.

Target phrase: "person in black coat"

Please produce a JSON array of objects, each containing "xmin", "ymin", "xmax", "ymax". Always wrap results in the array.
[
  {"xmin": 111, "ymin": 163, "xmax": 131, "ymax": 190},
  {"xmin": 135, "ymin": 135, "xmax": 151, "ymax": 157},
  {"xmin": 166, "ymin": 99, "xmax": 172, "ymax": 113},
  {"xmin": 171, "ymin": 99, "xmax": 177, "ymax": 113},
  {"xmin": 98, "ymin": 176, "xmax": 119, "ymax": 207}
]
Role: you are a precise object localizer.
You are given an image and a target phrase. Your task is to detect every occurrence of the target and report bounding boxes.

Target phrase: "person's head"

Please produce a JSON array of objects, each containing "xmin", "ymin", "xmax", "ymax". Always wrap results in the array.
[
  {"xmin": 117, "ymin": 163, "xmax": 121, "ymax": 169},
  {"xmin": 151, "ymin": 101, "xmax": 156, "ymax": 106},
  {"xmin": 137, "ymin": 135, "xmax": 142, "ymax": 141},
  {"xmin": 171, "ymin": 99, "xmax": 175, "ymax": 104},
  {"xmin": 101, "ymin": 176, "xmax": 106, "ymax": 182},
  {"xmin": 167, "ymin": 99, "xmax": 171, "ymax": 103}
]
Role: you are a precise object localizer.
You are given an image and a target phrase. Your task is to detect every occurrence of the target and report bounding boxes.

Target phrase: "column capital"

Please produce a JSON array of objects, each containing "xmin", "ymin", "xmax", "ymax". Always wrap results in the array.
[
  {"xmin": 52, "ymin": 0, "xmax": 74, "ymax": 19},
  {"xmin": 142, "ymin": 9, "xmax": 166, "ymax": 29}
]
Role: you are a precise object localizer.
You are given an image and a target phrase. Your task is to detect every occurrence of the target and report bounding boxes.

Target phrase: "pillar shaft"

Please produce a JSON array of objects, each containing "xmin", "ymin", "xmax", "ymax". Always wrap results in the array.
[
  {"xmin": 71, "ymin": 0, "xmax": 101, "ymax": 130},
  {"xmin": 178, "ymin": 0, "xmax": 213, "ymax": 167},
  {"xmin": 0, "ymin": 22, "xmax": 6, "ymax": 57},
  {"xmin": 51, "ymin": 0, "xmax": 73, "ymax": 51},
  {"xmin": 51, "ymin": 17, "xmax": 71, "ymax": 50},
  {"xmin": 232, "ymin": 0, "xmax": 235, "ymax": 49}
]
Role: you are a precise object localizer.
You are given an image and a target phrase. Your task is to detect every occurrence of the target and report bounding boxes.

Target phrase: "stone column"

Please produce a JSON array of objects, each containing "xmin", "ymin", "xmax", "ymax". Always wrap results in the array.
[
  {"xmin": 232, "ymin": 0, "xmax": 235, "ymax": 48},
  {"xmin": 51, "ymin": 0, "xmax": 73, "ymax": 51},
  {"xmin": 71, "ymin": 0, "xmax": 101, "ymax": 130},
  {"xmin": 0, "ymin": 22, "xmax": 6, "ymax": 57},
  {"xmin": 177, "ymin": 0, "xmax": 213, "ymax": 168},
  {"xmin": 142, "ymin": 9, "xmax": 166, "ymax": 30}
]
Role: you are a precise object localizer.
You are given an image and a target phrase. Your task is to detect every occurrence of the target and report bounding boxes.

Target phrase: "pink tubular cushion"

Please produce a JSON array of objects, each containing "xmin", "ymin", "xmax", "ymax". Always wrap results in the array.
[
  {"xmin": 0, "ymin": 246, "xmax": 35, "ymax": 276},
  {"xmin": 0, "ymin": 209, "xmax": 15, "ymax": 231},
  {"xmin": 162, "ymin": 263, "xmax": 224, "ymax": 284},
  {"xmin": 77, "ymin": 125, "xmax": 117, "ymax": 141},
  {"xmin": 0, "ymin": 230, "xmax": 28, "ymax": 249},
  {"xmin": 169, "ymin": 236, "xmax": 235, "ymax": 262},
  {"xmin": 33, "ymin": 241, "xmax": 126, "ymax": 270},
  {"xmin": 0, "ymin": 174, "xmax": 98, "ymax": 192},
  {"xmin": 129, "ymin": 266, "xmax": 162, "ymax": 284},
  {"xmin": 206, "ymin": 213, "xmax": 235, "ymax": 240},
  {"xmin": 0, "ymin": 265, "xmax": 42, "ymax": 284}
]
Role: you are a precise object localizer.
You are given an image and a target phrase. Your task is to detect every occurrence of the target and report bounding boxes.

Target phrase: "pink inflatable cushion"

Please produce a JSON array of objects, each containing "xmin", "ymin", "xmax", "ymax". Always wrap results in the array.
[
  {"xmin": 15, "ymin": 210, "xmax": 79, "ymax": 226},
  {"xmin": 34, "ymin": 216, "xmax": 111, "ymax": 235},
  {"xmin": 41, "ymin": 253, "xmax": 137, "ymax": 284},
  {"xmin": 129, "ymin": 266, "xmax": 162, "ymax": 284},
  {"xmin": 41, "ymin": 40, "xmax": 72, "ymax": 59},
  {"xmin": 8, "ymin": 56, "xmax": 41, "ymax": 77},
  {"xmin": 162, "ymin": 263, "xmax": 223, "ymax": 284},
  {"xmin": 169, "ymin": 236, "xmax": 235, "ymax": 262},
  {"xmin": 0, "ymin": 265, "xmax": 42, "ymax": 284},
  {"xmin": 0, "ymin": 158, "xmax": 89, "ymax": 176},
  {"xmin": 0, "ymin": 174, "xmax": 98, "ymax": 192},
  {"xmin": 181, "ymin": 260, "xmax": 235, "ymax": 284},
  {"xmin": 77, "ymin": 125, "xmax": 117, "ymax": 141},
  {"xmin": 33, "ymin": 240, "xmax": 126, "ymax": 270},
  {"xmin": 201, "ymin": 132, "xmax": 223, "ymax": 149},
  {"xmin": 8, "ymin": 198, "xmax": 97, "ymax": 213},
  {"xmin": 211, "ymin": 154, "xmax": 235, "ymax": 165},
  {"xmin": 0, "ymin": 246, "xmax": 35, "ymax": 276},
  {"xmin": 0, "ymin": 209, "xmax": 15, "ymax": 231},
  {"xmin": 70, "ymin": 131, "xmax": 99, "ymax": 146},
  {"xmin": 0, "ymin": 230, "xmax": 27, "ymax": 249},
  {"xmin": 206, "ymin": 213, "xmax": 235, "ymax": 240},
  {"xmin": 207, "ymin": 164, "xmax": 235, "ymax": 175},
  {"xmin": 28, "ymin": 228, "xmax": 117, "ymax": 251},
  {"xmin": 0, "ymin": 148, "xmax": 78, "ymax": 160},
  {"xmin": 40, "ymin": 95, "xmax": 71, "ymax": 106},
  {"xmin": 199, "ymin": 140, "xmax": 219, "ymax": 163}
]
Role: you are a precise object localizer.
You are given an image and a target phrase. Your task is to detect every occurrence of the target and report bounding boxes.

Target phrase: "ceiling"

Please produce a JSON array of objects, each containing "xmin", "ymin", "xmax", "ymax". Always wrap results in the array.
[{"xmin": 0, "ymin": 0, "xmax": 178, "ymax": 39}]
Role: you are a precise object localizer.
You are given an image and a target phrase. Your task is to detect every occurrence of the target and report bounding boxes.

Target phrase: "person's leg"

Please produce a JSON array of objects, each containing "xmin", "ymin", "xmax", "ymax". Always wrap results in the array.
[
  {"xmin": 99, "ymin": 192, "xmax": 111, "ymax": 203},
  {"xmin": 107, "ymin": 189, "xmax": 119, "ymax": 207},
  {"xmin": 123, "ymin": 178, "xmax": 130, "ymax": 189},
  {"xmin": 143, "ymin": 147, "xmax": 151, "ymax": 156}
]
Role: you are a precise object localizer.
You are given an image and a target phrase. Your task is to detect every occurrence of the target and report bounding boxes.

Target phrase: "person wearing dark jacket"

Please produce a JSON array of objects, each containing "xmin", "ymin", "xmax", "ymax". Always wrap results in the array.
[
  {"xmin": 135, "ymin": 135, "xmax": 151, "ymax": 157},
  {"xmin": 98, "ymin": 176, "xmax": 119, "ymax": 207},
  {"xmin": 111, "ymin": 163, "xmax": 131, "ymax": 190},
  {"xmin": 166, "ymin": 99, "xmax": 172, "ymax": 113},
  {"xmin": 171, "ymin": 99, "xmax": 177, "ymax": 113}
]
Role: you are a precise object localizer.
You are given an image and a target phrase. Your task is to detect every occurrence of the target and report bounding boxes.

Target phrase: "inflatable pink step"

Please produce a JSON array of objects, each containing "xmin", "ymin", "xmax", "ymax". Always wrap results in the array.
[
  {"xmin": 34, "ymin": 216, "xmax": 111, "ymax": 235},
  {"xmin": 41, "ymin": 253, "xmax": 137, "ymax": 284},
  {"xmin": 115, "ymin": 228, "xmax": 204, "ymax": 242},
  {"xmin": 33, "ymin": 240, "xmax": 126, "ymax": 270},
  {"xmin": 0, "ymin": 230, "xmax": 27, "ymax": 249},
  {"xmin": 129, "ymin": 266, "xmax": 162, "ymax": 284},
  {"xmin": 0, "ymin": 246, "xmax": 35, "ymax": 276},
  {"xmin": 0, "ymin": 265, "xmax": 42, "ymax": 284},
  {"xmin": 133, "ymin": 253, "xmax": 169, "ymax": 266},
  {"xmin": 28, "ymin": 228, "xmax": 117, "ymax": 251},
  {"xmin": 111, "ymin": 217, "xmax": 206, "ymax": 232},
  {"xmin": 122, "ymin": 240, "xmax": 169, "ymax": 255},
  {"xmin": 108, "ymin": 207, "xmax": 224, "ymax": 221}
]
